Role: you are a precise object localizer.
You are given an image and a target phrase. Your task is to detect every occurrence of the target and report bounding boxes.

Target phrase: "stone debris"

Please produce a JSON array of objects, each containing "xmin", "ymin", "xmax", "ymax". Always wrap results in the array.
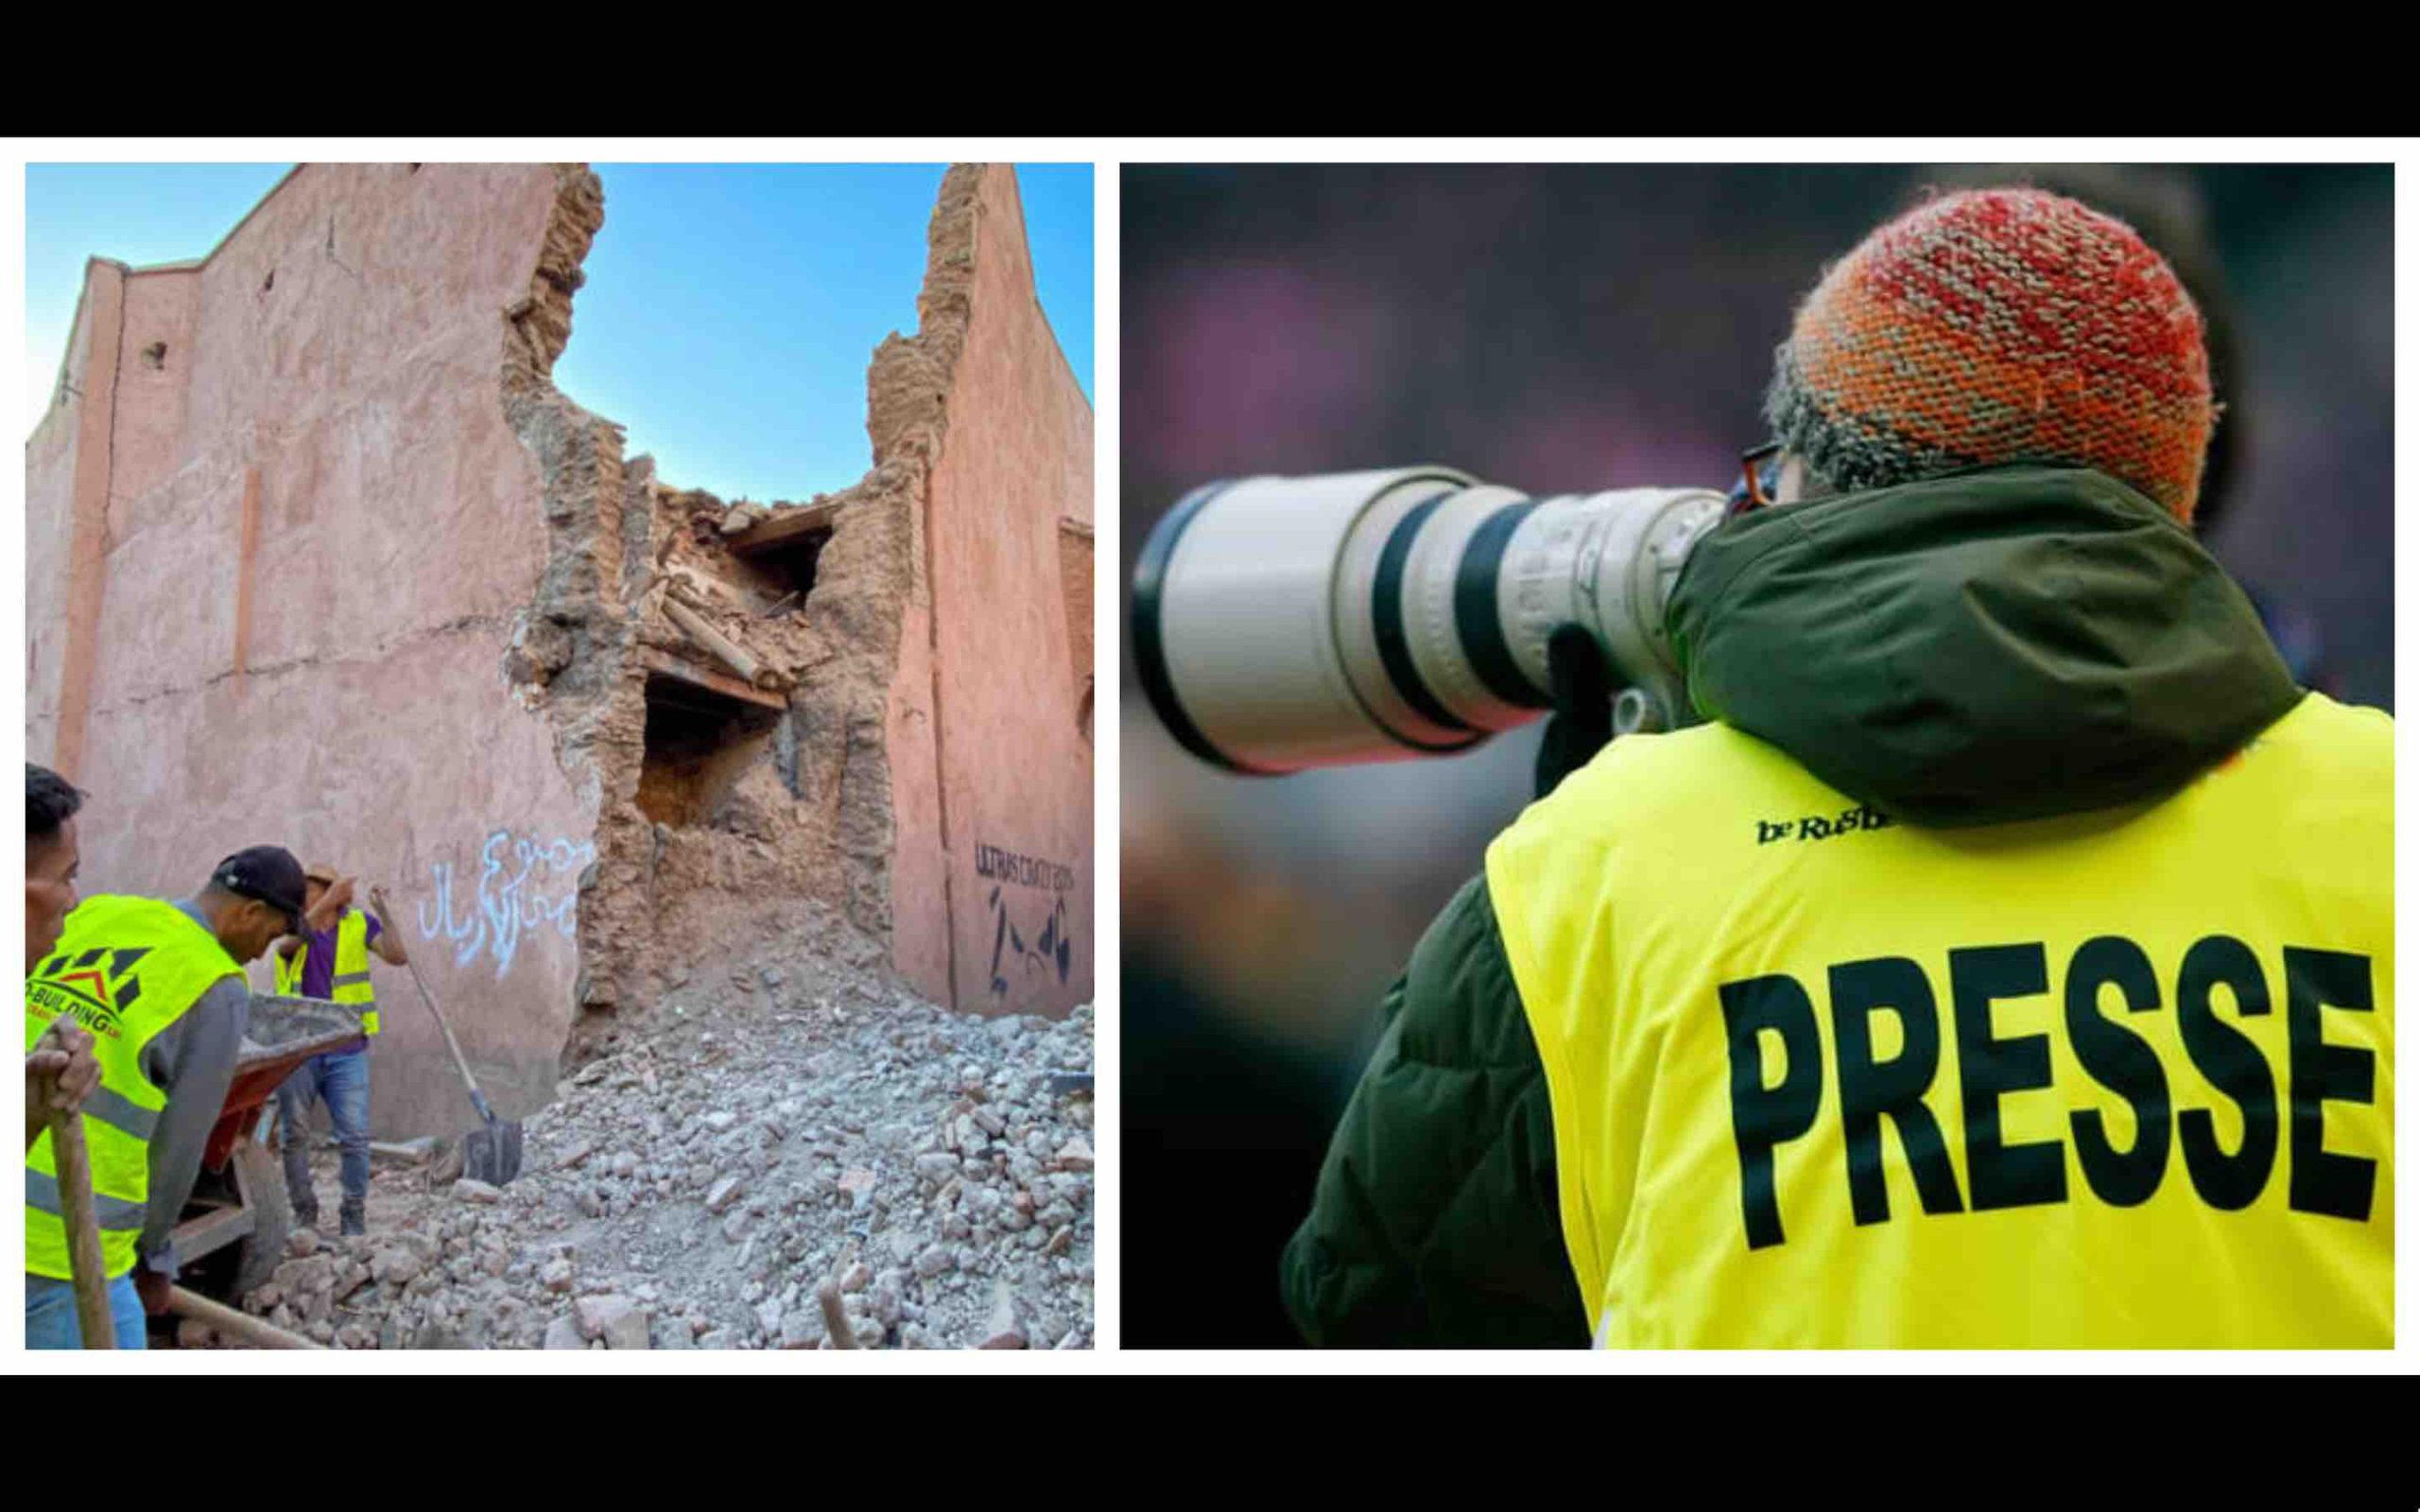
[
  {"xmin": 978, "ymin": 1280, "xmax": 1026, "ymax": 1349},
  {"xmin": 372, "ymin": 1137, "xmax": 441, "ymax": 1166},
  {"xmin": 574, "ymin": 1293, "xmax": 651, "ymax": 1349},
  {"xmin": 236, "ymin": 955, "xmax": 1094, "ymax": 1350},
  {"xmin": 717, "ymin": 500, "xmax": 770, "ymax": 536}
]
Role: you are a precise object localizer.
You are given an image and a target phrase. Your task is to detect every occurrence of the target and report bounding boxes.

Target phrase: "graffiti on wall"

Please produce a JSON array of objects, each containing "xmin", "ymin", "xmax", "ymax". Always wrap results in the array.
[
  {"xmin": 418, "ymin": 830, "xmax": 596, "ymax": 979},
  {"xmin": 977, "ymin": 841, "xmax": 1076, "ymax": 998}
]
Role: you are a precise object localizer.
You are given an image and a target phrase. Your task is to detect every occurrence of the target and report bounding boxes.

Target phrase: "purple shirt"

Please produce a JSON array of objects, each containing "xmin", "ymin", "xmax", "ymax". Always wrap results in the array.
[{"xmin": 297, "ymin": 910, "xmax": 380, "ymax": 999}]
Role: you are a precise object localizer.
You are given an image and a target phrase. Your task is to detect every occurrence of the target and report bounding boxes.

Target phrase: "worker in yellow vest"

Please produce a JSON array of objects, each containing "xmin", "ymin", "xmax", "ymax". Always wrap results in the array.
[
  {"xmin": 270, "ymin": 863, "xmax": 407, "ymax": 1236},
  {"xmin": 1281, "ymin": 188, "xmax": 2393, "ymax": 1349},
  {"xmin": 26, "ymin": 846, "xmax": 307, "ymax": 1349},
  {"xmin": 25, "ymin": 765, "xmax": 101, "ymax": 1152}
]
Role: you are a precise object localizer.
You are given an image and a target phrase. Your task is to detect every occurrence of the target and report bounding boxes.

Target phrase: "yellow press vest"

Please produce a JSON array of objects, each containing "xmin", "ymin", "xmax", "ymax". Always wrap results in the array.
[
  {"xmin": 1485, "ymin": 692, "xmax": 2393, "ymax": 1349},
  {"xmin": 25, "ymin": 896, "xmax": 244, "ymax": 1280},
  {"xmin": 273, "ymin": 910, "xmax": 379, "ymax": 1036}
]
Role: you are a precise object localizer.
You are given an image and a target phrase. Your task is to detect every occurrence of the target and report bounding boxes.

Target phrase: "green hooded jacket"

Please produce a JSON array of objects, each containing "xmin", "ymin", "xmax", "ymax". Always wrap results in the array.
[{"xmin": 1278, "ymin": 463, "xmax": 2306, "ymax": 1348}]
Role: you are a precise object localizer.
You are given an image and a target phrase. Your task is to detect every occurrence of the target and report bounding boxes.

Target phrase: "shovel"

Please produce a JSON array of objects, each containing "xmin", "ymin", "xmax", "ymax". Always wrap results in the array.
[
  {"xmin": 367, "ymin": 888, "xmax": 523, "ymax": 1187},
  {"xmin": 46, "ymin": 1107, "xmax": 116, "ymax": 1349}
]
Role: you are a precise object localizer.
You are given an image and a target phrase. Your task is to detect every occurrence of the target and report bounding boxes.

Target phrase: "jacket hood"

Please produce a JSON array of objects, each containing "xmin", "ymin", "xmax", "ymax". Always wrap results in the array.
[{"xmin": 1666, "ymin": 462, "xmax": 2303, "ymax": 827}]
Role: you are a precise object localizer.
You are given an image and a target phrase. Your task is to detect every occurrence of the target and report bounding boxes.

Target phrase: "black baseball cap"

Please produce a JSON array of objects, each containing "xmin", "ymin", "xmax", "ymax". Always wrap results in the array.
[{"xmin": 212, "ymin": 846, "xmax": 308, "ymax": 932}]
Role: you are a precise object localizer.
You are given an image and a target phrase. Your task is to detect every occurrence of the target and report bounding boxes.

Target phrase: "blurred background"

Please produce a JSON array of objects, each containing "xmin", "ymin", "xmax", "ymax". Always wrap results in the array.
[{"xmin": 1118, "ymin": 163, "xmax": 2394, "ymax": 1347}]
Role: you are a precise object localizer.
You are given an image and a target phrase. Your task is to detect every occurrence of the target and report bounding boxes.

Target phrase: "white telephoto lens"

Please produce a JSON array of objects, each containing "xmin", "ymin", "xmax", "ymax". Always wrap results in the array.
[{"xmin": 1135, "ymin": 471, "xmax": 1727, "ymax": 775}]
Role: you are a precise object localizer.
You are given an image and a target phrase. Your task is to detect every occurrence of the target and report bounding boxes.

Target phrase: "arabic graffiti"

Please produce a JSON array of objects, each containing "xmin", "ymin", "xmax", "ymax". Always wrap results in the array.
[
  {"xmin": 418, "ymin": 830, "xmax": 595, "ymax": 979},
  {"xmin": 979, "ymin": 842, "xmax": 1076, "ymax": 998}
]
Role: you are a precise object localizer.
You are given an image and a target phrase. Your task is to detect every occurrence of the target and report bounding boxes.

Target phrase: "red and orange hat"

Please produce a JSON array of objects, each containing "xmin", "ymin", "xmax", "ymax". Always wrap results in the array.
[{"xmin": 1766, "ymin": 188, "xmax": 2214, "ymax": 524}]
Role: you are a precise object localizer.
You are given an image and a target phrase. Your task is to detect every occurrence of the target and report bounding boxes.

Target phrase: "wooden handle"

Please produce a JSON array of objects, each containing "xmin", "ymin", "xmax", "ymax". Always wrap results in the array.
[
  {"xmin": 47, "ymin": 1111, "xmax": 116, "ymax": 1349},
  {"xmin": 366, "ymin": 894, "xmax": 487, "ymax": 1104},
  {"xmin": 166, "ymin": 1286, "xmax": 325, "ymax": 1350}
]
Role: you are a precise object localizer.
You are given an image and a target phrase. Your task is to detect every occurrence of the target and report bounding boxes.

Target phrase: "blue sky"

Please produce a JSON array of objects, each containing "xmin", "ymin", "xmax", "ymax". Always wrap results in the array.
[{"xmin": 24, "ymin": 163, "xmax": 1094, "ymax": 501}]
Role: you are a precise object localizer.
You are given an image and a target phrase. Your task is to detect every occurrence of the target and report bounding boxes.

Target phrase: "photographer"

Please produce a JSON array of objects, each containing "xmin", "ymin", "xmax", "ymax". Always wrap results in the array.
[{"xmin": 1277, "ymin": 189, "xmax": 2392, "ymax": 1348}]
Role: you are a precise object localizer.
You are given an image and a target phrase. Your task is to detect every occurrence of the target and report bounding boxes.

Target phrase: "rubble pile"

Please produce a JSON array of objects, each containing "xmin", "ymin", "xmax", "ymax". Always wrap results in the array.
[{"xmin": 236, "ymin": 957, "xmax": 1094, "ymax": 1350}]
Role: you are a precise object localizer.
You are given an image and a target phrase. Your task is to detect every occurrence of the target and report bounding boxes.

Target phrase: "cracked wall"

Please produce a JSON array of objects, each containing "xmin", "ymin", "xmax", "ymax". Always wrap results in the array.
[
  {"xmin": 26, "ymin": 163, "xmax": 1095, "ymax": 1139},
  {"xmin": 876, "ymin": 166, "xmax": 1095, "ymax": 1015},
  {"xmin": 26, "ymin": 165, "xmax": 591, "ymax": 1139}
]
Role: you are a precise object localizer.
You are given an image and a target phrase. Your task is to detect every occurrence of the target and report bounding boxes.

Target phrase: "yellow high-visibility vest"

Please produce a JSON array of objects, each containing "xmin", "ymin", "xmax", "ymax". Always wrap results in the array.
[
  {"xmin": 273, "ymin": 910, "xmax": 379, "ymax": 1036},
  {"xmin": 25, "ymin": 896, "xmax": 244, "ymax": 1280},
  {"xmin": 1485, "ymin": 692, "xmax": 2394, "ymax": 1348}
]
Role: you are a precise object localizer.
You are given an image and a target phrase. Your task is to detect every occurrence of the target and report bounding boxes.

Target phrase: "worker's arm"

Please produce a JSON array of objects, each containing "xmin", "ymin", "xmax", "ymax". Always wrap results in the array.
[
  {"xmin": 132, "ymin": 974, "xmax": 251, "ymax": 1309},
  {"xmin": 302, "ymin": 881, "xmax": 350, "ymax": 936},
  {"xmin": 368, "ymin": 911, "xmax": 407, "ymax": 966},
  {"xmin": 1279, "ymin": 874, "xmax": 1587, "ymax": 1348},
  {"xmin": 24, "ymin": 1056, "xmax": 54, "ymax": 1150}
]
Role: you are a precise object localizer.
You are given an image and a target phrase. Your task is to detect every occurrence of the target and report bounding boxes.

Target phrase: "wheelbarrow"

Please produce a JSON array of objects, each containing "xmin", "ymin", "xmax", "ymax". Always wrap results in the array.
[{"xmin": 168, "ymin": 993, "xmax": 366, "ymax": 1306}]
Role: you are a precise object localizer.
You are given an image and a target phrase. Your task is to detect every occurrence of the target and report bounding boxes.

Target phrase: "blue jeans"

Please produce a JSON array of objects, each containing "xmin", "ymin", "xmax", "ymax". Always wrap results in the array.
[
  {"xmin": 26, "ymin": 1271, "xmax": 147, "ymax": 1349},
  {"xmin": 278, "ymin": 1047, "xmax": 371, "ymax": 1208}
]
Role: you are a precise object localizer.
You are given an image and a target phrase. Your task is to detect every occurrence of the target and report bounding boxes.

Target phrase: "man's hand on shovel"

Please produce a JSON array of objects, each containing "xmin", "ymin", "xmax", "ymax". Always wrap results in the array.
[
  {"xmin": 26, "ymin": 1021, "xmax": 101, "ymax": 1150},
  {"xmin": 366, "ymin": 885, "xmax": 411, "ymax": 965}
]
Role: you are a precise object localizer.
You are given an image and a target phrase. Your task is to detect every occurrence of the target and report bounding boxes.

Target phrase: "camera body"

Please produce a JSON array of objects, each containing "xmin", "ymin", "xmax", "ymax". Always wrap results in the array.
[{"xmin": 1134, "ymin": 469, "xmax": 1730, "ymax": 775}]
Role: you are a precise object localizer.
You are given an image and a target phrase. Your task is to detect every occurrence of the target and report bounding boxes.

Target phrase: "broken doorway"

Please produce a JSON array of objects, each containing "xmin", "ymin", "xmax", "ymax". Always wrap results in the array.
[{"xmin": 636, "ymin": 667, "xmax": 786, "ymax": 829}]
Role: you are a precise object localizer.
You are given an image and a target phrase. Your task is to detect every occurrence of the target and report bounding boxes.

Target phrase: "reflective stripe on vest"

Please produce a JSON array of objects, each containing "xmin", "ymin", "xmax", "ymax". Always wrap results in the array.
[
  {"xmin": 274, "ymin": 911, "xmax": 379, "ymax": 1037},
  {"xmin": 1485, "ymin": 692, "xmax": 2394, "ymax": 1349},
  {"xmin": 26, "ymin": 896, "xmax": 243, "ymax": 1280}
]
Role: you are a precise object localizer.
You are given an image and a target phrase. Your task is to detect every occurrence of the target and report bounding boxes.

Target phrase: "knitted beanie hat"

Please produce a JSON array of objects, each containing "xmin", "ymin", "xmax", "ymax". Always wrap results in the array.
[{"xmin": 1766, "ymin": 188, "xmax": 2214, "ymax": 524}]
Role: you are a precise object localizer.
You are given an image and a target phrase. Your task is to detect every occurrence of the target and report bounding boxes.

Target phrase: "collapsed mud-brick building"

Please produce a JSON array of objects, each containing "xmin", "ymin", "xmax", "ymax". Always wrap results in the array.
[{"xmin": 26, "ymin": 163, "xmax": 1096, "ymax": 1138}]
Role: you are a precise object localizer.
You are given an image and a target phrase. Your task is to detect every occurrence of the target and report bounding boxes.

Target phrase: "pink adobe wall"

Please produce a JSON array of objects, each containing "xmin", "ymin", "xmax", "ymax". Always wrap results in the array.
[
  {"xmin": 24, "ymin": 265, "xmax": 104, "ymax": 767},
  {"xmin": 28, "ymin": 262, "xmax": 129, "ymax": 782},
  {"xmin": 888, "ymin": 596, "xmax": 951, "ymax": 1005},
  {"xmin": 905, "ymin": 166, "xmax": 1095, "ymax": 1016},
  {"xmin": 26, "ymin": 165, "xmax": 594, "ymax": 1139}
]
